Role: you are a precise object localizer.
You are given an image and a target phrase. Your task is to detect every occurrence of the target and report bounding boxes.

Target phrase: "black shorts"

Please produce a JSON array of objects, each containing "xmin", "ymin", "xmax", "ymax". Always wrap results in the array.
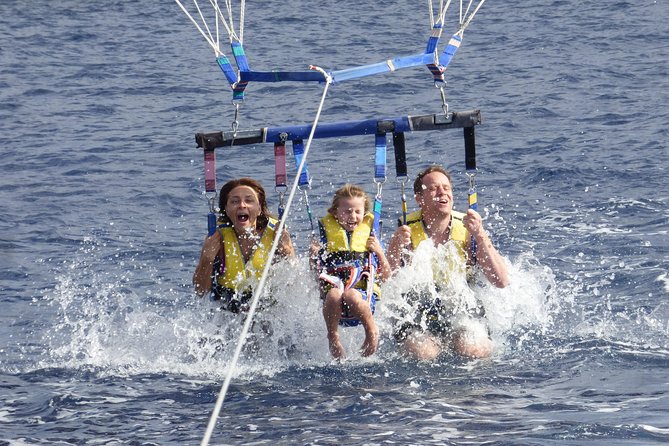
[
  {"xmin": 212, "ymin": 287, "xmax": 253, "ymax": 314},
  {"xmin": 393, "ymin": 289, "xmax": 486, "ymax": 342}
]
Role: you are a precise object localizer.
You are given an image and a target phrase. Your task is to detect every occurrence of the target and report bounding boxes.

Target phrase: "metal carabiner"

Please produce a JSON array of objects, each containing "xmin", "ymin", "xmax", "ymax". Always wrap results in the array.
[
  {"xmin": 374, "ymin": 179, "xmax": 384, "ymax": 200},
  {"xmin": 438, "ymin": 85, "xmax": 449, "ymax": 116},
  {"xmin": 206, "ymin": 192, "xmax": 218, "ymax": 214}
]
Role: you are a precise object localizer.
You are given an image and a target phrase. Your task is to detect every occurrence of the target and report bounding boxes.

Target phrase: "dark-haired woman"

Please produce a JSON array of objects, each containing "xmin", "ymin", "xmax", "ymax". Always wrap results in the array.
[{"xmin": 193, "ymin": 178, "xmax": 294, "ymax": 312}]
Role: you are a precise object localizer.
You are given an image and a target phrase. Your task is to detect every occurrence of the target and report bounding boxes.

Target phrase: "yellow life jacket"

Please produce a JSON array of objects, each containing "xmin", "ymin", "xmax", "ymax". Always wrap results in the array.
[
  {"xmin": 319, "ymin": 212, "xmax": 381, "ymax": 296},
  {"xmin": 216, "ymin": 217, "xmax": 278, "ymax": 293},
  {"xmin": 404, "ymin": 210, "xmax": 470, "ymax": 284}
]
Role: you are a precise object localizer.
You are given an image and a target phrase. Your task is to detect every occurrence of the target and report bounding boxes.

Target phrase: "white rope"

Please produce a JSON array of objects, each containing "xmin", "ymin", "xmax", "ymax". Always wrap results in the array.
[
  {"xmin": 428, "ymin": 0, "xmax": 435, "ymax": 28},
  {"xmin": 239, "ymin": 0, "xmax": 246, "ymax": 43},
  {"xmin": 214, "ymin": 0, "xmax": 220, "ymax": 51},
  {"xmin": 428, "ymin": 0, "xmax": 453, "ymax": 32},
  {"xmin": 459, "ymin": 0, "xmax": 485, "ymax": 32},
  {"xmin": 209, "ymin": 0, "xmax": 234, "ymax": 40},
  {"xmin": 174, "ymin": 0, "xmax": 219, "ymax": 54},
  {"xmin": 199, "ymin": 67, "xmax": 333, "ymax": 446}
]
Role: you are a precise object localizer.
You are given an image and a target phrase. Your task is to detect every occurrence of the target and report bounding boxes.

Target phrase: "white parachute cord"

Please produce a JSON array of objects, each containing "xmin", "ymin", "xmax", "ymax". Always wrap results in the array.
[
  {"xmin": 209, "ymin": 0, "xmax": 235, "ymax": 40},
  {"xmin": 192, "ymin": 0, "xmax": 219, "ymax": 51},
  {"xmin": 239, "ymin": 0, "xmax": 246, "ymax": 43},
  {"xmin": 222, "ymin": 0, "xmax": 240, "ymax": 42},
  {"xmin": 175, "ymin": 0, "xmax": 220, "ymax": 54},
  {"xmin": 428, "ymin": 0, "xmax": 435, "ymax": 27},
  {"xmin": 199, "ymin": 68, "xmax": 333, "ymax": 446},
  {"xmin": 437, "ymin": 0, "xmax": 453, "ymax": 27},
  {"xmin": 459, "ymin": 0, "xmax": 485, "ymax": 32},
  {"xmin": 214, "ymin": 0, "xmax": 220, "ymax": 50}
]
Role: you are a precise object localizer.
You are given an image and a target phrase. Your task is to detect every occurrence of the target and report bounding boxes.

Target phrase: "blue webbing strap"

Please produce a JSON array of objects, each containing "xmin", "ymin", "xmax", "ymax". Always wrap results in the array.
[
  {"xmin": 331, "ymin": 53, "xmax": 431, "ymax": 84},
  {"xmin": 292, "ymin": 139, "xmax": 315, "ymax": 232},
  {"xmin": 240, "ymin": 70, "xmax": 327, "ymax": 82},
  {"xmin": 464, "ymin": 126, "xmax": 477, "ymax": 264},
  {"xmin": 231, "ymin": 42, "xmax": 250, "ymax": 101},
  {"xmin": 425, "ymin": 22, "xmax": 446, "ymax": 83},
  {"xmin": 373, "ymin": 132, "xmax": 386, "ymax": 236},
  {"xmin": 438, "ymin": 32, "xmax": 463, "ymax": 70},
  {"xmin": 365, "ymin": 133, "xmax": 387, "ymax": 300},
  {"xmin": 216, "ymin": 55, "xmax": 239, "ymax": 86}
]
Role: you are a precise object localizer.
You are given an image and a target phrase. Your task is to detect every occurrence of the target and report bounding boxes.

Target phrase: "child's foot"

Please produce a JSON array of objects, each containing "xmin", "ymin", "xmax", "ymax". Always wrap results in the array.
[
  {"xmin": 360, "ymin": 326, "xmax": 379, "ymax": 357},
  {"xmin": 328, "ymin": 333, "xmax": 345, "ymax": 359}
]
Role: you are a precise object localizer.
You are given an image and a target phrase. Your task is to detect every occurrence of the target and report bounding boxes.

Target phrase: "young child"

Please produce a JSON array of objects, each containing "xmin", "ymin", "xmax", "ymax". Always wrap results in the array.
[{"xmin": 310, "ymin": 184, "xmax": 391, "ymax": 359}]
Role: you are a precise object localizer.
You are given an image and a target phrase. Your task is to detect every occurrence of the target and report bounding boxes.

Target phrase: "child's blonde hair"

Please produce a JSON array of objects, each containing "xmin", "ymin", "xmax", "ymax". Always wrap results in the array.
[{"xmin": 327, "ymin": 184, "xmax": 371, "ymax": 216}]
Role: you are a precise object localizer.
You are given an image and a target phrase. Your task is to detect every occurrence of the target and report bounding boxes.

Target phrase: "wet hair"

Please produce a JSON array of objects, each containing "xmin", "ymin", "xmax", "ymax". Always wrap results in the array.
[
  {"xmin": 218, "ymin": 177, "xmax": 272, "ymax": 230},
  {"xmin": 327, "ymin": 183, "xmax": 371, "ymax": 216},
  {"xmin": 413, "ymin": 165, "xmax": 453, "ymax": 195}
]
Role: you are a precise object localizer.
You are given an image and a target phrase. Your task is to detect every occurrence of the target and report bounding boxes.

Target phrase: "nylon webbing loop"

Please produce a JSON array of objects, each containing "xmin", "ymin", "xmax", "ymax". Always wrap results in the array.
[
  {"xmin": 392, "ymin": 132, "xmax": 407, "ymax": 178},
  {"xmin": 204, "ymin": 149, "xmax": 218, "ymax": 236},
  {"xmin": 274, "ymin": 140, "xmax": 288, "ymax": 218},
  {"xmin": 292, "ymin": 139, "xmax": 310, "ymax": 187},
  {"xmin": 464, "ymin": 126, "xmax": 476, "ymax": 171},
  {"xmin": 204, "ymin": 150, "xmax": 217, "ymax": 193},
  {"xmin": 393, "ymin": 132, "xmax": 408, "ymax": 226},
  {"xmin": 464, "ymin": 126, "xmax": 478, "ymax": 264},
  {"xmin": 438, "ymin": 33, "xmax": 463, "ymax": 71},
  {"xmin": 372, "ymin": 196, "xmax": 382, "ymax": 238},
  {"xmin": 292, "ymin": 139, "xmax": 314, "ymax": 231},
  {"xmin": 231, "ymin": 42, "xmax": 250, "ymax": 101},
  {"xmin": 372, "ymin": 133, "xmax": 387, "ymax": 237},
  {"xmin": 216, "ymin": 55, "xmax": 239, "ymax": 86},
  {"xmin": 374, "ymin": 133, "xmax": 387, "ymax": 182}
]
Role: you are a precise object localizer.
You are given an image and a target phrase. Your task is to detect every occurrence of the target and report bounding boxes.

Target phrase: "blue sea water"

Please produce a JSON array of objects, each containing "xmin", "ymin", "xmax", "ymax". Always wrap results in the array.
[{"xmin": 1, "ymin": 0, "xmax": 668, "ymax": 444}]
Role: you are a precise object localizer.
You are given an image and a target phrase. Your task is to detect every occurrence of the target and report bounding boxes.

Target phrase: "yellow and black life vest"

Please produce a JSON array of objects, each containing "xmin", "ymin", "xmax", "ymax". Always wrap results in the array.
[
  {"xmin": 403, "ymin": 210, "xmax": 470, "ymax": 284},
  {"xmin": 319, "ymin": 212, "xmax": 381, "ymax": 296},
  {"xmin": 215, "ymin": 217, "xmax": 278, "ymax": 293}
]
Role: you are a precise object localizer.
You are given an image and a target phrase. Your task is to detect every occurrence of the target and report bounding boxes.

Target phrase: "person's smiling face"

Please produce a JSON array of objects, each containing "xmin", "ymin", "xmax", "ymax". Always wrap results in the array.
[
  {"xmin": 225, "ymin": 185, "xmax": 261, "ymax": 233},
  {"xmin": 416, "ymin": 171, "xmax": 453, "ymax": 218},
  {"xmin": 334, "ymin": 196, "xmax": 366, "ymax": 232}
]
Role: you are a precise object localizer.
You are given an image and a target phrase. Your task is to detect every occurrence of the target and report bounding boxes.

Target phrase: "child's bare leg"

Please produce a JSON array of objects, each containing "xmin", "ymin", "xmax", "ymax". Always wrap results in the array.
[
  {"xmin": 343, "ymin": 290, "xmax": 378, "ymax": 357},
  {"xmin": 323, "ymin": 289, "xmax": 345, "ymax": 358}
]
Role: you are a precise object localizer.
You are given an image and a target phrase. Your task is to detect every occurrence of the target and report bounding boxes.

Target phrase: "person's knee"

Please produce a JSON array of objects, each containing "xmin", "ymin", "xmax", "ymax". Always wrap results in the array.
[
  {"xmin": 342, "ymin": 289, "xmax": 363, "ymax": 307},
  {"xmin": 451, "ymin": 332, "xmax": 492, "ymax": 358},
  {"xmin": 402, "ymin": 332, "xmax": 442, "ymax": 361},
  {"xmin": 324, "ymin": 288, "xmax": 343, "ymax": 303}
]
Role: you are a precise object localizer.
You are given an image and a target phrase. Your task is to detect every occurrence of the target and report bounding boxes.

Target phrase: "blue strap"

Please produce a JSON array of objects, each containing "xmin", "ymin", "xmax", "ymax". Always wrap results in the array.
[
  {"xmin": 331, "ymin": 53, "xmax": 431, "ymax": 83},
  {"xmin": 374, "ymin": 133, "xmax": 387, "ymax": 181},
  {"xmin": 292, "ymin": 139, "xmax": 315, "ymax": 231},
  {"xmin": 231, "ymin": 42, "xmax": 250, "ymax": 101},
  {"xmin": 216, "ymin": 55, "xmax": 239, "ymax": 86},
  {"xmin": 207, "ymin": 212, "xmax": 218, "ymax": 236},
  {"xmin": 240, "ymin": 70, "xmax": 327, "ymax": 82},
  {"xmin": 424, "ymin": 23, "xmax": 443, "ymax": 54},
  {"xmin": 372, "ymin": 197, "xmax": 382, "ymax": 237},
  {"xmin": 292, "ymin": 139, "xmax": 310, "ymax": 187},
  {"xmin": 438, "ymin": 33, "xmax": 463, "ymax": 69}
]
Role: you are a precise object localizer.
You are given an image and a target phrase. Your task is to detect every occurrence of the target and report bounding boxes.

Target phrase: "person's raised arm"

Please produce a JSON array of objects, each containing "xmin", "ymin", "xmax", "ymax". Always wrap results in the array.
[
  {"xmin": 193, "ymin": 231, "xmax": 222, "ymax": 296},
  {"xmin": 463, "ymin": 209, "xmax": 509, "ymax": 288}
]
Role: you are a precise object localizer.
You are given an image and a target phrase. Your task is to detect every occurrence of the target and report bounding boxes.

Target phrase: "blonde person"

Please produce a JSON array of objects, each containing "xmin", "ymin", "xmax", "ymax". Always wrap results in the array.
[
  {"xmin": 310, "ymin": 184, "xmax": 391, "ymax": 359},
  {"xmin": 193, "ymin": 178, "xmax": 294, "ymax": 312}
]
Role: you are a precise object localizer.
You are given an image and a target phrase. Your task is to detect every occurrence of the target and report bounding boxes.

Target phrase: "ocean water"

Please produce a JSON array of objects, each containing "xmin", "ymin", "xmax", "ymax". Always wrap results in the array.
[{"xmin": 1, "ymin": 0, "xmax": 668, "ymax": 445}]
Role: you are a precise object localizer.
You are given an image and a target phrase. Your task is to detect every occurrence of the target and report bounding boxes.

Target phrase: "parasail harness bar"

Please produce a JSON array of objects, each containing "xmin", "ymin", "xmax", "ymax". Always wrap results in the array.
[{"xmin": 196, "ymin": 109, "xmax": 481, "ymax": 150}]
